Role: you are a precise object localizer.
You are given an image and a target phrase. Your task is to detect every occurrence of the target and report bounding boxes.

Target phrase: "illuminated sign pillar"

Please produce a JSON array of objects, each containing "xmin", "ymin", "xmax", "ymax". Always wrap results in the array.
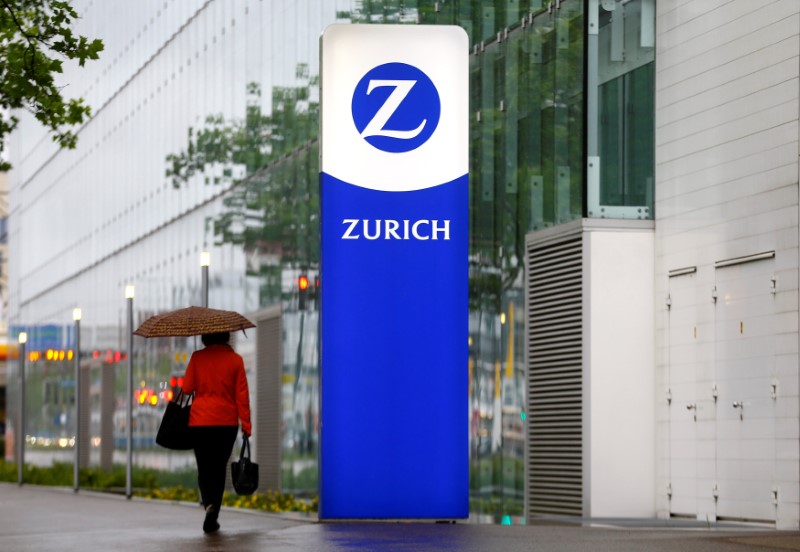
[{"xmin": 320, "ymin": 25, "xmax": 469, "ymax": 519}]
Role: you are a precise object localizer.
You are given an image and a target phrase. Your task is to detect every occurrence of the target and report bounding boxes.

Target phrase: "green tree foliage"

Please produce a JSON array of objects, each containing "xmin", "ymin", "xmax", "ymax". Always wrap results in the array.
[{"xmin": 0, "ymin": 0, "xmax": 103, "ymax": 170}]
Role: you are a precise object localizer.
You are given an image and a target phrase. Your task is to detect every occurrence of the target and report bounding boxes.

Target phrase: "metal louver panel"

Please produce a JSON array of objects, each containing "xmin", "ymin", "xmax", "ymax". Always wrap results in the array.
[
  {"xmin": 526, "ymin": 233, "xmax": 583, "ymax": 517},
  {"xmin": 254, "ymin": 306, "xmax": 282, "ymax": 491}
]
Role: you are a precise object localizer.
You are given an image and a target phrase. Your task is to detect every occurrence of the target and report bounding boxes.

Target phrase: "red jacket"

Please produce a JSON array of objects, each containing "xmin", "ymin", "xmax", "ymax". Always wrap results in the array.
[{"xmin": 182, "ymin": 344, "xmax": 252, "ymax": 435}]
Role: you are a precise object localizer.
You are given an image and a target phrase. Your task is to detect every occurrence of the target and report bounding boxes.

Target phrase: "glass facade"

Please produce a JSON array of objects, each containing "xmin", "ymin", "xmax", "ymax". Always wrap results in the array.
[
  {"xmin": 462, "ymin": 2, "xmax": 584, "ymax": 519},
  {"xmin": 587, "ymin": 0, "xmax": 655, "ymax": 219},
  {"xmin": 5, "ymin": 0, "xmax": 653, "ymax": 523}
]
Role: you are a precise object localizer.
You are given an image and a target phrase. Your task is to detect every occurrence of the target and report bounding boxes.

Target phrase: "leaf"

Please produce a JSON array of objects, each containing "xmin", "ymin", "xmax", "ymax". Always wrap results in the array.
[{"xmin": 0, "ymin": 0, "xmax": 103, "ymax": 168}]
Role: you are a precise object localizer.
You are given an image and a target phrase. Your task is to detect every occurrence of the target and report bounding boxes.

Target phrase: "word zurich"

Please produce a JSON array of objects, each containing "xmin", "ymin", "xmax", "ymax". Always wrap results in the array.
[{"xmin": 341, "ymin": 219, "xmax": 451, "ymax": 241}]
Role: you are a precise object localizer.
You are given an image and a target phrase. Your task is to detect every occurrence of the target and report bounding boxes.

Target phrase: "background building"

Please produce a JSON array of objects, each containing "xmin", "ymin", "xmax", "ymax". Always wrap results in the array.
[
  {"xmin": 5, "ymin": 0, "xmax": 799, "ymax": 528},
  {"xmin": 653, "ymin": 0, "xmax": 799, "ymax": 528}
]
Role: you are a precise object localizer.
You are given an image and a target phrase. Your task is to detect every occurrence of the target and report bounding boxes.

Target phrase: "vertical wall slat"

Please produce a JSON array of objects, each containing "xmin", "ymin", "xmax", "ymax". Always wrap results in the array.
[{"xmin": 254, "ymin": 309, "xmax": 282, "ymax": 491}]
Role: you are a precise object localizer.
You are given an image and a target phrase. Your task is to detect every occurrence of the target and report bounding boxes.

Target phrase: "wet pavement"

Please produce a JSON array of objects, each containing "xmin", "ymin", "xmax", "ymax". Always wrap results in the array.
[{"xmin": 3, "ymin": 483, "xmax": 800, "ymax": 551}]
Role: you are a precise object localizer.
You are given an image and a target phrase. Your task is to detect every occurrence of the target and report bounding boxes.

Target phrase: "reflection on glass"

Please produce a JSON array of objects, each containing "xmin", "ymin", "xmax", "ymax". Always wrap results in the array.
[
  {"xmin": 466, "ymin": 1, "xmax": 583, "ymax": 521},
  {"xmin": 599, "ymin": 63, "xmax": 654, "ymax": 208},
  {"xmin": 594, "ymin": 0, "xmax": 655, "ymax": 215},
  {"xmin": 8, "ymin": 0, "xmax": 590, "ymax": 525}
]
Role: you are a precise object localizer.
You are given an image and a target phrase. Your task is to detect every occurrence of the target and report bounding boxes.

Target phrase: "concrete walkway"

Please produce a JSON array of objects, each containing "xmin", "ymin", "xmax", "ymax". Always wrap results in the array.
[{"xmin": 2, "ymin": 484, "xmax": 800, "ymax": 551}]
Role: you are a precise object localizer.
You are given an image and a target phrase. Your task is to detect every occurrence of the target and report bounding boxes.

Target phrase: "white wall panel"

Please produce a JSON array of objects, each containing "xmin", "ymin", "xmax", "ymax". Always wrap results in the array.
[
  {"xmin": 657, "ymin": 143, "xmax": 797, "ymax": 203},
  {"xmin": 657, "ymin": 0, "xmax": 792, "ymax": 60},
  {"xmin": 657, "ymin": 34, "xmax": 799, "ymax": 111},
  {"xmin": 658, "ymin": 57, "xmax": 799, "ymax": 130},
  {"xmin": 657, "ymin": 1, "xmax": 798, "ymax": 84},
  {"xmin": 585, "ymin": 224, "xmax": 655, "ymax": 518},
  {"xmin": 656, "ymin": 0, "xmax": 800, "ymax": 528}
]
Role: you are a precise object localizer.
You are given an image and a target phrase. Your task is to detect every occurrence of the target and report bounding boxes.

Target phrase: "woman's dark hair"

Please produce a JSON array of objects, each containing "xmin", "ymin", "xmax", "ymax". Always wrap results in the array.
[{"xmin": 201, "ymin": 332, "xmax": 230, "ymax": 346}]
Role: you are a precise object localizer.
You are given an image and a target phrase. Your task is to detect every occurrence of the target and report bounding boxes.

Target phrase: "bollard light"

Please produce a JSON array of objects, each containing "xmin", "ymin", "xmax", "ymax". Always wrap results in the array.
[
  {"xmin": 125, "ymin": 286, "xmax": 134, "ymax": 499},
  {"xmin": 18, "ymin": 330, "xmax": 27, "ymax": 485},
  {"xmin": 73, "ymin": 309, "xmax": 82, "ymax": 492},
  {"xmin": 200, "ymin": 252, "xmax": 210, "ymax": 307}
]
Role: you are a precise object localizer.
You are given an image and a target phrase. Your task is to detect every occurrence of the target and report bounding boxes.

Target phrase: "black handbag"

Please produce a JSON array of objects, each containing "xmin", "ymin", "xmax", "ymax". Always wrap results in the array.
[
  {"xmin": 231, "ymin": 434, "xmax": 259, "ymax": 495},
  {"xmin": 155, "ymin": 389, "xmax": 194, "ymax": 450}
]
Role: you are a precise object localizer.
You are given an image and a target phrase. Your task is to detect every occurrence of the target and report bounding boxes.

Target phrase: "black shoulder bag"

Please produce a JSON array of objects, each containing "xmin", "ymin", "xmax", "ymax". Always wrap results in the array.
[
  {"xmin": 231, "ymin": 434, "xmax": 259, "ymax": 495},
  {"xmin": 155, "ymin": 389, "xmax": 194, "ymax": 450}
]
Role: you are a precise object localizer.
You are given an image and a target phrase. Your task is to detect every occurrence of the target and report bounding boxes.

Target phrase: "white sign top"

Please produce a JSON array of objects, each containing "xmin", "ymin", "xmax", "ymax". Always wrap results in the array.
[{"xmin": 321, "ymin": 24, "xmax": 468, "ymax": 192}]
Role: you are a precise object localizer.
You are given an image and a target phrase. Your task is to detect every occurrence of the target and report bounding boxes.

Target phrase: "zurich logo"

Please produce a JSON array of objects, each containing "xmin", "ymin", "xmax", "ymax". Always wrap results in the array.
[{"xmin": 351, "ymin": 62, "xmax": 440, "ymax": 153}]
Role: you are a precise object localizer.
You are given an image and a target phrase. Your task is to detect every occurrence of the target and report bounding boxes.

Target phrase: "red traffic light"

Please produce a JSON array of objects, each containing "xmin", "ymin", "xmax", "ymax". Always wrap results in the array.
[{"xmin": 298, "ymin": 275, "xmax": 309, "ymax": 290}]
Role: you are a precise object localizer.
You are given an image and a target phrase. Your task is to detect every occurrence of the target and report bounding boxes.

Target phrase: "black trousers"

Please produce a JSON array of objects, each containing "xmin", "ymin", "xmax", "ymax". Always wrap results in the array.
[{"xmin": 191, "ymin": 426, "xmax": 238, "ymax": 510}]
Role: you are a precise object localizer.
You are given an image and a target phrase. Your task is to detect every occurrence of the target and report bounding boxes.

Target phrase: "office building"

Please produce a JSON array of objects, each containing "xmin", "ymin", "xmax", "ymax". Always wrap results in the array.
[{"xmin": 5, "ymin": 0, "xmax": 799, "ymax": 527}]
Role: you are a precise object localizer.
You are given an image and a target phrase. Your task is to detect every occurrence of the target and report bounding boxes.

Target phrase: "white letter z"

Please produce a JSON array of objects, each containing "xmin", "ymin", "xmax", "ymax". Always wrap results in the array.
[{"xmin": 361, "ymin": 80, "xmax": 425, "ymax": 140}]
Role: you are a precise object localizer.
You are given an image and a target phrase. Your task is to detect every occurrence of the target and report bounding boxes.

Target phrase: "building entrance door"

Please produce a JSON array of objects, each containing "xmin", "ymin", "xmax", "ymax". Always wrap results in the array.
[
  {"xmin": 667, "ymin": 253, "xmax": 787, "ymax": 525},
  {"xmin": 667, "ymin": 270, "xmax": 715, "ymax": 519},
  {"xmin": 713, "ymin": 256, "xmax": 777, "ymax": 523}
]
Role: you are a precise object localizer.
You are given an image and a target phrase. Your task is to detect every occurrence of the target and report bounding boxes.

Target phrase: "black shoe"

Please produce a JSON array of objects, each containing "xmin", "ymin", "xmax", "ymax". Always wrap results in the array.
[{"xmin": 203, "ymin": 507, "xmax": 220, "ymax": 534}]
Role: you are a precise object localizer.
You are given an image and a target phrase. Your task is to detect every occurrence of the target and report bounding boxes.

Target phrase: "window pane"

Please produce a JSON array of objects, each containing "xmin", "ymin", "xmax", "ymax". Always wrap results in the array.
[{"xmin": 593, "ymin": 0, "xmax": 654, "ymax": 217}]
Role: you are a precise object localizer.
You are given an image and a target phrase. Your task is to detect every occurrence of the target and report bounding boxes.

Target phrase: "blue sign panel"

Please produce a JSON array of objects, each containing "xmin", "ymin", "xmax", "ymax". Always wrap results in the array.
[
  {"xmin": 320, "ymin": 25, "xmax": 468, "ymax": 519},
  {"xmin": 11, "ymin": 324, "xmax": 66, "ymax": 351}
]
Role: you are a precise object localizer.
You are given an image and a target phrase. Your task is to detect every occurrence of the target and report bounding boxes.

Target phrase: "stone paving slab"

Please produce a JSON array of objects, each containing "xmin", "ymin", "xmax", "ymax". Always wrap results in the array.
[{"xmin": 2, "ymin": 484, "xmax": 800, "ymax": 551}]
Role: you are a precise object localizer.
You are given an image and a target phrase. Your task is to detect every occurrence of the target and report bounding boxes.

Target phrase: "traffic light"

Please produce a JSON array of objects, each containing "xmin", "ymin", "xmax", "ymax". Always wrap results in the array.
[
  {"xmin": 298, "ymin": 275, "xmax": 309, "ymax": 311},
  {"xmin": 168, "ymin": 374, "xmax": 184, "ymax": 400}
]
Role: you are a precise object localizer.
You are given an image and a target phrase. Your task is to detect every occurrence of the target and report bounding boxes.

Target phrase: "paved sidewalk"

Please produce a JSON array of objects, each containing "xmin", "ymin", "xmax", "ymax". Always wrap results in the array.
[{"xmin": 2, "ymin": 483, "xmax": 800, "ymax": 551}]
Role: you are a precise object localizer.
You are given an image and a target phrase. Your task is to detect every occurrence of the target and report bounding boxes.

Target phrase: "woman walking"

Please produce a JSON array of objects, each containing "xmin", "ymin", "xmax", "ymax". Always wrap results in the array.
[{"xmin": 182, "ymin": 331, "xmax": 252, "ymax": 533}]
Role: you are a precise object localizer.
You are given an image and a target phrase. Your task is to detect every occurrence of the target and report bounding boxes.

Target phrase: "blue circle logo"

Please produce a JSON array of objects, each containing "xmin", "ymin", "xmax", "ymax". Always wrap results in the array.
[{"xmin": 351, "ymin": 62, "xmax": 440, "ymax": 153}]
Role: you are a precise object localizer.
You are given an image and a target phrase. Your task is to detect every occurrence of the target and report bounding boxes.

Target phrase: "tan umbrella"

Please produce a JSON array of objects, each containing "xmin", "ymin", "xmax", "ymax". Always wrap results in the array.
[{"xmin": 133, "ymin": 306, "xmax": 256, "ymax": 338}]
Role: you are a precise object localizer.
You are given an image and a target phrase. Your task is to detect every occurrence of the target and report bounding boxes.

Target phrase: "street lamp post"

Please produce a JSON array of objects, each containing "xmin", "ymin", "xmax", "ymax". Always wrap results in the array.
[
  {"xmin": 73, "ymin": 307, "xmax": 81, "ymax": 493},
  {"xmin": 17, "ymin": 332, "xmax": 27, "ymax": 486},
  {"xmin": 125, "ymin": 285, "xmax": 134, "ymax": 499},
  {"xmin": 200, "ymin": 251, "xmax": 210, "ymax": 307}
]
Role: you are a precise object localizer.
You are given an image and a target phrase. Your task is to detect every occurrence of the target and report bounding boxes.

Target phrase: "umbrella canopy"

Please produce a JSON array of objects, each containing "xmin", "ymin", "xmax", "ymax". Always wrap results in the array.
[{"xmin": 133, "ymin": 306, "xmax": 256, "ymax": 338}]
